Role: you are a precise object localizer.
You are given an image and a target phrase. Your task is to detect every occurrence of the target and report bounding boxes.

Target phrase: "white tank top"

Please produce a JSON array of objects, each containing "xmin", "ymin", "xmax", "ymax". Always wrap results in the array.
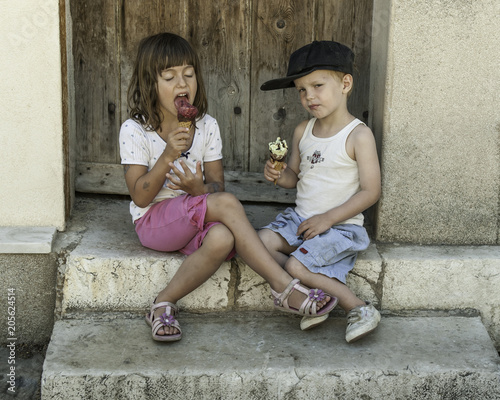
[{"xmin": 295, "ymin": 118, "xmax": 364, "ymax": 226}]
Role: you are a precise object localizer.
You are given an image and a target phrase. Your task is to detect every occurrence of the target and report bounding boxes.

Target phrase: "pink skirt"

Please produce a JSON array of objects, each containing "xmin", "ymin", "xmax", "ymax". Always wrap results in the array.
[{"xmin": 135, "ymin": 193, "xmax": 235, "ymax": 260}]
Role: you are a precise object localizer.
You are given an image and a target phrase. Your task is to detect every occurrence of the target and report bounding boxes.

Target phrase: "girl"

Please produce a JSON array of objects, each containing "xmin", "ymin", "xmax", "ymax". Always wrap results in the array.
[{"xmin": 119, "ymin": 33, "xmax": 337, "ymax": 342}]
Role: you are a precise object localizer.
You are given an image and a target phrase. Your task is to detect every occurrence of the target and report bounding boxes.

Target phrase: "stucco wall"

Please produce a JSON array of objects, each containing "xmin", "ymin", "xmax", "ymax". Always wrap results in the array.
[
  {"xmin": 0, "ymin": 254, "xmax": 57, "ymax": 345},
  {"xmin": 372, "ymin": 0, "xmax": 500, "ymax": 245},
  {"xmin": 0, "ymin": 0, "xmax": 65, "ymax": 229}
]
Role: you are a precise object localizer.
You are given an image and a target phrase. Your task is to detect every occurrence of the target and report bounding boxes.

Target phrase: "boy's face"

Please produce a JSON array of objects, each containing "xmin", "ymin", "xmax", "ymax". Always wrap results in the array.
[{"xmin": 293, "ymin": 70, "xmax": 351, "ymax": 119}]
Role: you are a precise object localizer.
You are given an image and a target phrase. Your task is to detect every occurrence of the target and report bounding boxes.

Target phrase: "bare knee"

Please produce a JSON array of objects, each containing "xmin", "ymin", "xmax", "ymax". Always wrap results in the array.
[
  {"xmin": 203, "ymin": 224, "xmax": 234, "ymax": 255},
  {"xmin": 209, "ymin": 192, "xmax": 241, "ymax": 209},
  {"xmin": 284, "ymin": 256, "xmax": 308, "ymax": 278},
  {"xmin": 259, "ymin": 228, "xmax": 292, "ymax": 253},
  {"xmin": 206, "ymin": 192, "xmax": 243, "ymax": 217},
  {"xmin": 258, "ymin": 228, "xmax": 274, "ymax": 248}
]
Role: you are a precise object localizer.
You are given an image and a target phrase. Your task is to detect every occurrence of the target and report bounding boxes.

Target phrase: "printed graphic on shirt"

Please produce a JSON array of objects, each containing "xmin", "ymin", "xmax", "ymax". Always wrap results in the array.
[{"xmin": 306, "ymin": 150, "xmax": 325, "ymax": 168}]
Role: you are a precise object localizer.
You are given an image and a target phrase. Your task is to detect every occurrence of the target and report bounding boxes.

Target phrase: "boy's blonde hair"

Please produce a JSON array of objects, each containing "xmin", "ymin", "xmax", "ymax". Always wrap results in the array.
[{"xmin": 329, "ymin": 70, "xmax": 354, "ymax": 97}]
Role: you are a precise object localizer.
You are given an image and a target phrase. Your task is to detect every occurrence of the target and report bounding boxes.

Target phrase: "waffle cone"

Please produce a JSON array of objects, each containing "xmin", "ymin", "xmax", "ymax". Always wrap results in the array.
[
  {"xmin": 272, "ymin": 160, "xmax": 285, "ymax": 172},
  {"xmin": 178, "ymin": 120, "xmax": 192, "ymax": 129},
  {"xmin": 270, "ymin": 155, "xmax": 285, "ymax": 185}
]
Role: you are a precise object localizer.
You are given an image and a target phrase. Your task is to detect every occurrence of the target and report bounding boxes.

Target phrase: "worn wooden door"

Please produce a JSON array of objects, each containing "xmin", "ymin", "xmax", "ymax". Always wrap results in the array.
[{"xmin": 73, "ymin": 0, "xmax": 373, "ymax": 202}]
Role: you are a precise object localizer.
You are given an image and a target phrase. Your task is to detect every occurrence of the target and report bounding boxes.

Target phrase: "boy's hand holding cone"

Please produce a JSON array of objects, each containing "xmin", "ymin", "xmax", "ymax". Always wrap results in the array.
[{"xmin": 268, "ymin": 137, "xmax": 288, "ymax": 185}]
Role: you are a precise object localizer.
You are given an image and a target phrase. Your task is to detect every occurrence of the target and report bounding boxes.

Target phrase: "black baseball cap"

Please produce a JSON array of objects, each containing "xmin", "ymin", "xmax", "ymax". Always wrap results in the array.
[{"xmin": 260, "ymin": 40, "xmax": 354, "ymax": 91}]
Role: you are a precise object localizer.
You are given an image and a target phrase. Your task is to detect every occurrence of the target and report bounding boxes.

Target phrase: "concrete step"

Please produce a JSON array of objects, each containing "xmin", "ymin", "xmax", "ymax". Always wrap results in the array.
[
  {"xmin": 54, "ymin": 195, "xmax": 382, "ymax": 317},
  {"xmin": 54, "ymin": 196, "xmax": 500, "ymax": 351},
  {"xmin": 41, "ymin": 313, "xmax": 500, "ymax": 399}
]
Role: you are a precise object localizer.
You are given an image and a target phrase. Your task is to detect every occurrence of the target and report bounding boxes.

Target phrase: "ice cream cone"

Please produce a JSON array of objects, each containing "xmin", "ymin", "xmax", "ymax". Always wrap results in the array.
[
  {"xmin": 268, "ymin": 137, "xmax": 288, "ymax": 185},
  {"xmin": 175, "ymin": 97, "xmax": 198, "ymax": 131},
  {"xmin": 270, "ymin": 155, "xmax": 285, "ymax": 185},
  {"xmin": 174, "ymin": 97, "xmax": 197, "ymax": 158},
  {"xmin": 178, "ymin": 120, "xmax": 192, "ymax": 130}
]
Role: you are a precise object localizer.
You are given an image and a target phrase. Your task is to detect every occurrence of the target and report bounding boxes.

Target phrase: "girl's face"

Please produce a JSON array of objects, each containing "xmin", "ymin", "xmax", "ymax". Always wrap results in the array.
[
  {"xmin": 157, "ymin": 64, "xmax": 198, "ymax": 121},
  {"xmin": 294, "ymin": 70, "xmax": 350, "ymax": 119}
]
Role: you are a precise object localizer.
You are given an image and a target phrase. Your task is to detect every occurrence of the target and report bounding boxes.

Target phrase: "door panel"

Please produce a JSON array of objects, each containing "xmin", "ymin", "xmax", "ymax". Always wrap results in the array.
[{"xmin": 71, "ymin": 0, "xmax": 373, "ymax": 198}]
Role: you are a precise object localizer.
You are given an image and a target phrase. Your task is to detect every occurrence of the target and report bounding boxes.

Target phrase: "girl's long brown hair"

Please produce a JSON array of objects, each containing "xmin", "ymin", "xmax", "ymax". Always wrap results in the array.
[{"xmin": 127, "ymin": 33, "xmax": 208, "ymax": 131}]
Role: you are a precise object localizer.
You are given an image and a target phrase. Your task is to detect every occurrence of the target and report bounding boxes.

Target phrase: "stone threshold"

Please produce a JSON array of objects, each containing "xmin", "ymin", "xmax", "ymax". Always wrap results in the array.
[{"xmin": 0, "ymin": 226, "xmax": 56, "ymax": 254}]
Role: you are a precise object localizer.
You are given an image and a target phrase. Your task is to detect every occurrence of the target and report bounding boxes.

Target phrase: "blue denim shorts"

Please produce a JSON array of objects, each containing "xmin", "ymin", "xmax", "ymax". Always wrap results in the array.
[{"xmin": 261, "ymin": 207, "xmax": 370, "ymax": 283}]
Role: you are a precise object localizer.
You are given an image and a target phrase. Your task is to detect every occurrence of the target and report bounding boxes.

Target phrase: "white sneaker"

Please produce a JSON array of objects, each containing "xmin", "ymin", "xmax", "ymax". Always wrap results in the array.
[
  {"xmin": 345, "ymin": 302, "xmax": 380, "ymax": 343},
  {"xmin": 300, "ymin": 313, "xmax": 330, "ymax": 331}
]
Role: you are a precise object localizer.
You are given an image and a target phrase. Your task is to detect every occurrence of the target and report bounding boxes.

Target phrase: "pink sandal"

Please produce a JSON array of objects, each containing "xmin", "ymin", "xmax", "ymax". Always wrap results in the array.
[
  {"xmin": 271, "ymin": 279, "xmax": 338, "ymax": 317},
  {"xmin": 145, "ymin": 301, "xmax": 182, "ymax": 342}
]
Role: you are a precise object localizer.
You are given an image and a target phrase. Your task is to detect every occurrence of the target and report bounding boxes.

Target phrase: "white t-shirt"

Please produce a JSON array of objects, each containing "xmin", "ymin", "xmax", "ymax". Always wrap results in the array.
[
  {"xmin": 295, "ymin": 118, "xmax": 364, "ymax": 226},
  {"xmin": 119, "ymin": 114, "xmax": 223, "ymax": 222}
]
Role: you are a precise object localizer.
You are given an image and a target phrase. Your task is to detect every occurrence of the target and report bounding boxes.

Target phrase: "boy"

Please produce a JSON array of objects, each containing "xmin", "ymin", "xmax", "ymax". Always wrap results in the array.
[{"xmin": 259, "ymin": 41, "xmax": 381, "ymax": 343}]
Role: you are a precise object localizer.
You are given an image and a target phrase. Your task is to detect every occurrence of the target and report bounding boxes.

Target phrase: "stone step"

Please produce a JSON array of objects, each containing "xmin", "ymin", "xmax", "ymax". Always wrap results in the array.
[
  {"xmin": 54, "ymin": 196, "xmax": 500, "ymax": 351},
  {"xmin": 41, "ymin": 314, "xmax": 500, "ymax": 400},
  {"xmin": 54, "ymin": 195, "xmax": 381, "ymax": 317}
]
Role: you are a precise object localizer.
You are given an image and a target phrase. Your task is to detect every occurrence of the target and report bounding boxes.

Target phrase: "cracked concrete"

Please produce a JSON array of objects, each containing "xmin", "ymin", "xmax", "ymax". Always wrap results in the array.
[{"xmin": 227, "ymin": 258, "xmax": 243, "ymax": 309}]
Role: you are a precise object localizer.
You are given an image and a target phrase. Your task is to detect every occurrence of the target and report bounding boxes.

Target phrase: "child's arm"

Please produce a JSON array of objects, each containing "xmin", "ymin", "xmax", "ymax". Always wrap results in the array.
[
  {"xmin": 123, "ymin": 127, "xmax": 192, "ymax": 208},
  {"xmin": 297, "ymin": 125, "xmax": 381, "ymax": 240},
  {"xmin": 264, "ymin": 121, "xmax": 307, "ymax": 188}
]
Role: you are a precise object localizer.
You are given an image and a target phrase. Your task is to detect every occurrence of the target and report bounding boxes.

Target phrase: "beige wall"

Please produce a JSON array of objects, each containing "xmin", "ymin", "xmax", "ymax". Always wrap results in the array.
[
  {"xmin": 372, "ymin": 0, "xmax": 500, "ymax": 245},
  {"xmin": 0, "ymin": 0, "xmax": 65, "ymax": 230}
]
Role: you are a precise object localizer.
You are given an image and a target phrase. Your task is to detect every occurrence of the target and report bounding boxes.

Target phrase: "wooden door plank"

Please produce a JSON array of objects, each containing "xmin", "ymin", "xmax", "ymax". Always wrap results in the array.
[
  {"xmin": 71, "ymin": 0, "xmax": 120, "ymax": 163},
  {"xmin": 349, "ymin": 0, "xmax": 373, "ymax": 124},
  {"xmin": 315, "ymin": 0, "xmax": 373, "ymax": 123},
  {"xmin": 186, "ymin": 0, "xmax": 251, "ymax": 172},
  {"xmin": 119, "ymin": 0, "xmax": 251, "ymax": 172},
  {"xmin": 76, "ymin": 162, "xmax": 296, "ymax": 203},
  {"xmin": 118, "ymin": 0, "xmax": 189, "ymax": 139},
  {"xmin": 249, "ymin": 0, "xmax": 314, "ymax": 172},
  {"xmin": 72, "ymin": 0, "xmax": 374, "ymax": 202}
]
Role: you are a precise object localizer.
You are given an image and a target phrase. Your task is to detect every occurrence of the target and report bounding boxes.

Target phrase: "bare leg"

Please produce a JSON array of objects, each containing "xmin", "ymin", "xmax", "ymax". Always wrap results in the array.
[
  {"xmin": 154, "ymin": 223, "xmax": 234, "ymax": 335},
  {"xmin": 285, "ymin": 256, "xmax": 365, "ymax": 312},
  {"xmin": 260, "ymin": 227, "xmax": 364, "ymax": 312},
  {"xmin": 258, "ymin": 228, "xmax": 295, "ymax": 267},
  {"xmin": 204, "ymin": 193, "xmax": 330, "ymax": 310}
]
